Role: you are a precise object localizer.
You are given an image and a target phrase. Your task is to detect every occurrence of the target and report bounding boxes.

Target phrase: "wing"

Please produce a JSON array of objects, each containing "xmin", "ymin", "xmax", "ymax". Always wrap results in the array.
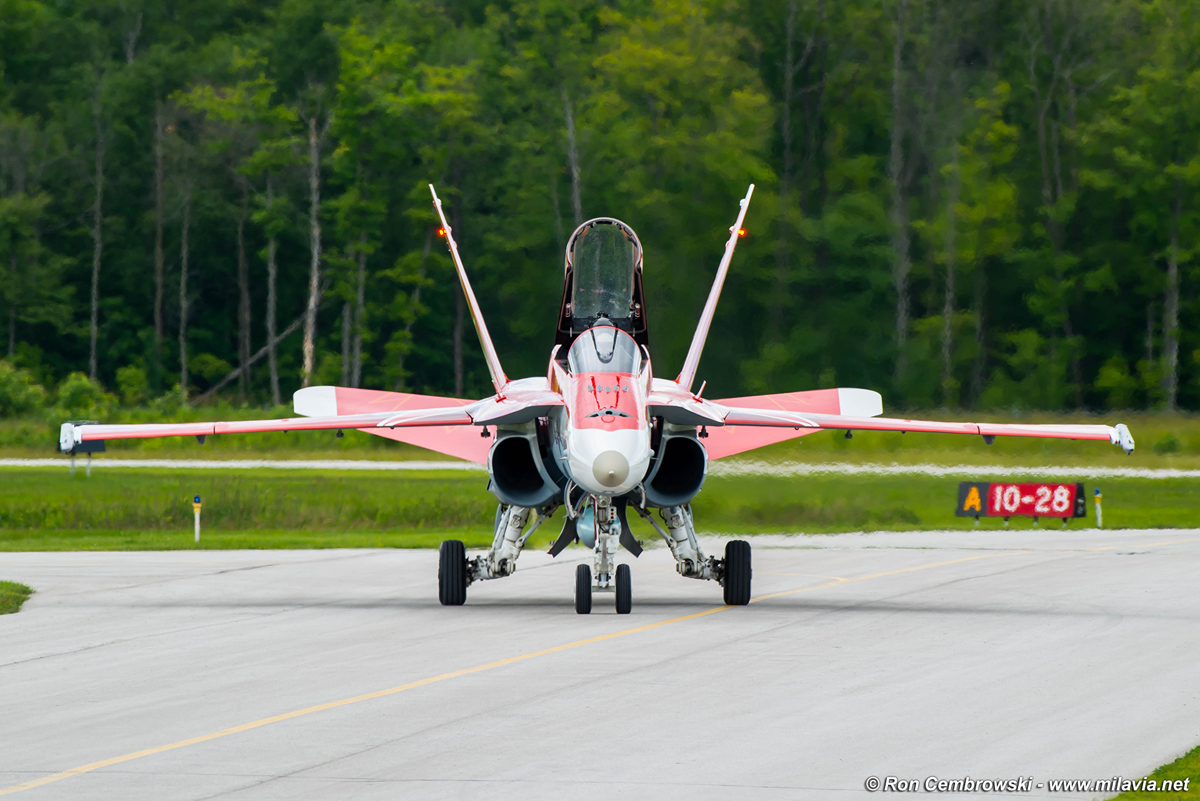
[
  {"xmin": 293, "ymin": 384, "xmax": 564, "ymax": 465},
  {"xmin": 60, "ymin": 383, "xmax": 566, "ymax": 465},
  {"xmin": 59, "ymin": 405, "xmax": 476, "ymax": 451},
  {"xmin": 715, "ymin": 406, "xmax": 1137, "ymax": 454}
]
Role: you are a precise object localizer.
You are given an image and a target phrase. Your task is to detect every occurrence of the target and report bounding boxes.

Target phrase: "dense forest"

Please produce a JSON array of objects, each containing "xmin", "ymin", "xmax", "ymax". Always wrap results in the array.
[{"xmin": 0, "ymin": 0, "xmax": 1196, "ymax": 414}]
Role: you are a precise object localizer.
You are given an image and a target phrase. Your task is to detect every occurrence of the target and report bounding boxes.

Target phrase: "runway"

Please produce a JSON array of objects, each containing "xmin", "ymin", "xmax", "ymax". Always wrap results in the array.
[{"xmin": 2, "ymin": 529, "xmax": 1199, "ymax": 799}]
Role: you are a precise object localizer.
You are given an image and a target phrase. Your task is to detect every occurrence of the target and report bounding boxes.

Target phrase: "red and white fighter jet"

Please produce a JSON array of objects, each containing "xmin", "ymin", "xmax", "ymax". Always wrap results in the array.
[{"xmin": 60, "ymin": 185, "xmax": 1136, "ymax": 614}]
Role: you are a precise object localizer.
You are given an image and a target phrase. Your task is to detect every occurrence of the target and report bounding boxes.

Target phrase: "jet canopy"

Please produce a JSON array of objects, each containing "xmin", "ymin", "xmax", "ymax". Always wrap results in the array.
[
  {"xmin": 566, "ymin": 325, "xmax": 641, "ymax": 375},
  {"xmin": 567, "ymin": 219, "xmax": 641, "ymax": 321},
  {"xmin": 555, "ymin": 217, "xmax": 650, "ymax": 354}
]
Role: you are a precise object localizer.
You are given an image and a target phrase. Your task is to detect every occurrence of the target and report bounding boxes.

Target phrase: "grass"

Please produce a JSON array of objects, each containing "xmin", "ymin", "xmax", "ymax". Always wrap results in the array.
[
  {"xmin": 0, "ymin": 580, "xmax": 33, "ymax": 614},
  {"xmin": 1109, "ymin": 744, "xmax": 1200, "ymax": 799},
  {"xmin": 0, "ymin": 466, "xmax": 1195, "ymax": 551}
]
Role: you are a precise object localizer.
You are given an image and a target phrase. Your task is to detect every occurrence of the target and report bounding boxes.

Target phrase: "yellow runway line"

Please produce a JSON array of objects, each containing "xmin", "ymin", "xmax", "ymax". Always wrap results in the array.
[
  {"xmin": 2, "ymin": 541, "xmax": 1175, "ymax": 796},
  {"xmin": 0, "ymin": 605, "xmax": 730, "ymax": 796}
]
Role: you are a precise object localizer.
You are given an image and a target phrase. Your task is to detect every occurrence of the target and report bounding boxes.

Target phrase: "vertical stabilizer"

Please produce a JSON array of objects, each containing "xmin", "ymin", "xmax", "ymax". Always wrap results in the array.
[
  {"xmin": 676, "ymin": 184, "xmax": 754, "ymax": 392},
  {"xmin": 430, "ymin": 185, "xmax": 508, "ymax": 395}
]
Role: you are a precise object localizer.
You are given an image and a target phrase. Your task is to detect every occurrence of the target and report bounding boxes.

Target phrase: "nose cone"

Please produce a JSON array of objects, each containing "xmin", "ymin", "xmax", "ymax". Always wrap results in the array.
[{"xmin": 592, "ymin": 450, "xmax": 629, "ymax": 488}]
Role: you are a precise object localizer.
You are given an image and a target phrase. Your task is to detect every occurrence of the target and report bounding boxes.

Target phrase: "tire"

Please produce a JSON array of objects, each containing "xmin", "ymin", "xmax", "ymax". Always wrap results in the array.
[
  {"xmin": 615, "ymin": 563, "xmax": 632, "ymax": 614},
  {"xmin": 723, "ymin": 540, "xmax": 752, "ymax": 605},
  {"xmin": 438, "ymin": 540, "xmax": 468, "ymax": 606},
  {"xmin": 574, "ymin": 563, "xmax": 592, "ymax": 615}
]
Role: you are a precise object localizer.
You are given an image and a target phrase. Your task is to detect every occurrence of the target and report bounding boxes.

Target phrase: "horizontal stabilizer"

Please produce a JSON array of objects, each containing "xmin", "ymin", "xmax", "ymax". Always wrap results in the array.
[
  {"xmin": 295, "ymin": 385, "xmax": 489, "ymax": 463},
  {"xmin": 702, "ymin": 388, "xmax": 881, "ymax": 459}
]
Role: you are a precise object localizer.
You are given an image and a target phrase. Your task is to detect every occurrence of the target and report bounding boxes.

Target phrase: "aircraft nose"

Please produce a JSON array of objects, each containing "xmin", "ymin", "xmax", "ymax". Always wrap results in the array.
[{"xmin": 592, "ymin": 450, "xmax": 629, "ymax": 488}]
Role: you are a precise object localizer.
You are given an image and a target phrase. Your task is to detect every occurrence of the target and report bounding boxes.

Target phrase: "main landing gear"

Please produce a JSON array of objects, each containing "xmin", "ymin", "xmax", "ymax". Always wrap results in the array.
[
  {"xmin": 438, "ymin": 499, "xmax": 751, "ymax": 611},
  {"xmin": 634, "ymin": 504, "xmax": 753, "ymax": 606},
  {"xmin": 438, "ymin": 502, "xmax": 553, "ymax": 606}
]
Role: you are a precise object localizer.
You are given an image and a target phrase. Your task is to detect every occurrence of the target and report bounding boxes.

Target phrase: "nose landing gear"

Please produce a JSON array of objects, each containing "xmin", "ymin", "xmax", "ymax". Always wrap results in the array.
[
  {"xmin": 574, "ymin": 563, "xmax": 592, "ymax": 614},
  {"xmin": 574, "ymin": 496, "xmax": 635, "ymax": 614},
  {"xmin": 615, "ymin": 563, "xmax": 632, "ymax": 614}
]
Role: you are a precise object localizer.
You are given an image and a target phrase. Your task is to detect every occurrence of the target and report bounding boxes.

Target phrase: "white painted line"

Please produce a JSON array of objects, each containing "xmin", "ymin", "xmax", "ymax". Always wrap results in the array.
[{"xmin": 5, "ymin": 458, "xmax": 1197, "ymax": 479}]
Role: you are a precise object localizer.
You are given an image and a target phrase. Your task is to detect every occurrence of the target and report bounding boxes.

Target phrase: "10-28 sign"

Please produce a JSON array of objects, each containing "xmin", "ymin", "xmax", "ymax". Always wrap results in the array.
[{"xmin": 956, "ymin": 482, "xmax": 1087, "ymax": 519}]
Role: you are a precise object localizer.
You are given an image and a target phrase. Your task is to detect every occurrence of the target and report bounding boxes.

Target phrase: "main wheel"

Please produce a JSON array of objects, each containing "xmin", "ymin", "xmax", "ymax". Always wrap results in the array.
[
  {"xmin": 615, "ymin": 563, "xmax": 632, "ymax": 614},
  {"xmin": 574, "ymin": 563, "xmax": 592, "ymax": 614},
  {"xmin": 438, "ymin": 540, "xmax": 468, "ymax": 606},
  {"xmin": 723, "ymin": 540, "xmax": 752, "ymax": 605}
]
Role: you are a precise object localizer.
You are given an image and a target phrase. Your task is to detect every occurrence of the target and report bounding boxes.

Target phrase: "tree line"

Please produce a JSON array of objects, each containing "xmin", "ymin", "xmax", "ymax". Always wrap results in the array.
[{"xmin": 0, "ymin": 0, "xmax": 1195, "ymax": 413}]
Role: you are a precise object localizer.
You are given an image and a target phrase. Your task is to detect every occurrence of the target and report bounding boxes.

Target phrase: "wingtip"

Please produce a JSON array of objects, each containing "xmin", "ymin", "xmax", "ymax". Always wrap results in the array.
[
  {"xmin": 1112, "ymin": 423, "xmax": 1135, "ymax": 455},
  {"xmin": 59, "ymin": 422, "xmax": 76, "ymax": 452}
]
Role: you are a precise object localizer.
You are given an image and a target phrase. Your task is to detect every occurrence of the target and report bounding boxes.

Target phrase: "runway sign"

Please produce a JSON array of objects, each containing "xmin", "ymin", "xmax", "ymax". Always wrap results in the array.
[{"xmin": 956, "ymin": 481, "xmax": 1086, "ymax": 519}]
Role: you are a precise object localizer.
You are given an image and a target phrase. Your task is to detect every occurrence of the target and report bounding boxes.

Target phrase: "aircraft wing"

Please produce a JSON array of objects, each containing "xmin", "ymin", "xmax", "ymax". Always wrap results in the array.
[
  {"xmin": 60, "ymin": 383, "xmax": 567, "ymax": 465},
  {"xmin": 59, "ymin": 405, "xmax": 477, "ymax": 452},
  {"xmin": 295, "ymin": 384, "xmax": 564, "ymax": 465},
  {"xmin": 714, "ymin": 406, "xmax": 1136, "ymax": 454}
]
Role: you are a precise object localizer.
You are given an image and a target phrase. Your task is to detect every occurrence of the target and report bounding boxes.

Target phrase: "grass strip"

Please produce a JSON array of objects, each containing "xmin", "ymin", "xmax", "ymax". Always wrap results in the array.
[
  {"xmin": 1109, "ymin": 744, "xmax": 1199, "ymax": 799},
  {"xmin": 0, "ymin": 581, "xmax": 32, "ymax": 614},
  {"xmin": 0, "ymin": 467, "xmax": 1195, "ymax": 550}
]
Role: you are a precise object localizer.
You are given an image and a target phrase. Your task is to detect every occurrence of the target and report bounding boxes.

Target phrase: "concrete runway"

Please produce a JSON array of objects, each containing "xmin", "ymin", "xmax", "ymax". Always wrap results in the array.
[{"xmin": 2, "ymin": 529, "xmax": 1199, "ymax": 800}]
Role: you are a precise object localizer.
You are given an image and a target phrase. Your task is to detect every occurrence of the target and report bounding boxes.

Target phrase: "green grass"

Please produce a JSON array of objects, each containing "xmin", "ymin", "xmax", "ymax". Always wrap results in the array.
[
  {"xmin": 1109, "ymin": 744, "xmax": 1200, "ymax": 799},
  {"xmin": 0, "ymin": 580, "xmax": 33, "ymax": 614},
  {"xmin": 0, "ymin": 467, "xmax": 1195, "ymax": 551}
]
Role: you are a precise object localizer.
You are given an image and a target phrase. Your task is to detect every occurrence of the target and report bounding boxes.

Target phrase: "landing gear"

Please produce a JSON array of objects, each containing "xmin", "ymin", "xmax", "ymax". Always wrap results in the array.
[
  {"xmin": 722, "ymin": 539, "xmax": 752, "ymax": 605},
  {"xmin": 438, "ymin": 540, "xmax": 468, "ymax": 606},
  {"xmin": 615, "ymin": 563, "xmax": 632, "ymax": 614},
  {"xmin": 575, "ymin": 563, "xmax": 592, "ymax": 614},
  {"xmin": 633, "ymin": 504, "xmax": 752, "ymax": 603}
]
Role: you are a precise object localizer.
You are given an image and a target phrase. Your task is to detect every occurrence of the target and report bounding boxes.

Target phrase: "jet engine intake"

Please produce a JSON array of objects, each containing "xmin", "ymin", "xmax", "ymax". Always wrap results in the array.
[
  {"xmin": 488, "ymin": 428, "xmax": 562, "ymax": 508},
  {"xmin": 643, "ymin": 429, "xmax": 707, "ymax": 508}
]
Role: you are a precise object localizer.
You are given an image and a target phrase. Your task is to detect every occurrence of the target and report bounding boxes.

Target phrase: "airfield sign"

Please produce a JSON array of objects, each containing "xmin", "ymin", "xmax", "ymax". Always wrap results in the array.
[{"xmin": 956, "ymin": 481, "xmax": 1087, "ymax": 520}]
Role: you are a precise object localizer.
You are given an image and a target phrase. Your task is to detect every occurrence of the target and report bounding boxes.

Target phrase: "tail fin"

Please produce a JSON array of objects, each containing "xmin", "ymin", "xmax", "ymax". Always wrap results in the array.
[
  {"xmin": 676, "ymin": 184, "xmax": 755, "ymax": 392},
  {"xmin": 430, "ymin": 185, "xmax": 508, "ymax": 395}
]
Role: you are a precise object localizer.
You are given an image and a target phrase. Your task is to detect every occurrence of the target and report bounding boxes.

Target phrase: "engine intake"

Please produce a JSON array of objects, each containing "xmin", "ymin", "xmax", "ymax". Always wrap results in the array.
[
  {"xmin": 643, "ymin": 431, "xmax": 707, "ymax": 508},
  {"xmin": 488, "ymin": 429, "xmax": 562, "ymax": 508}
]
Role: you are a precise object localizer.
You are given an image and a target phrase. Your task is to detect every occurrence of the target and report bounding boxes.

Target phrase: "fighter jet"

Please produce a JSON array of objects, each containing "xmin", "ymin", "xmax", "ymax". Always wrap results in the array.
[{"xmin": 59, "ymin": 185, "xmax": 1136, "ymax": 614}]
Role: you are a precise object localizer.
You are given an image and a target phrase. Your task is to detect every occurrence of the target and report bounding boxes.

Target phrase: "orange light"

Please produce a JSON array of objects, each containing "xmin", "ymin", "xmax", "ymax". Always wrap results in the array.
[
  {"xmin": 437, "ymin": 228, "xmax": 446, "ymax": 237},
  {"xmin": 738, "ymin": 228, "xmax": 746, "ymax": 237}
]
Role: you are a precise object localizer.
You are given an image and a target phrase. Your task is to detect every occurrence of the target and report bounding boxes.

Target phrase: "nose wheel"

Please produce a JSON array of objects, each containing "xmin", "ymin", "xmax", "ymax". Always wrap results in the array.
[
  {"xmin": 615, "ymin": 563, "xmax": 631, "ymax": 614},
  {"xmin": 574, "ymin": 563, "xmax": 592, "ymax": 614},
  {"xmin": 574, "ymin": 562, "xmax": 633, "ymax": 614}
]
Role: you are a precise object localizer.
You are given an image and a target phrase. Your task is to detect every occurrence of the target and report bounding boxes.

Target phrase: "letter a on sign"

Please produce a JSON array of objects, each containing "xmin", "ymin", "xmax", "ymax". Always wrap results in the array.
[
  {"xmin": 956, "ymin": 482, "xmax": 991, "ymax": 517},
  {"xmin": 964, "ymin": 486, "xmax": 981, "ymax": 512}
]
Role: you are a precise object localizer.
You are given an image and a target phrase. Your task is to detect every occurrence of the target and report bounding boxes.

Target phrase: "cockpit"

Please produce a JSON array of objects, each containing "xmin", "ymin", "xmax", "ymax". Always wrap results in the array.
[
  {"xmin": 556, "ymin": 218, "xmax": 650, "ymax": 357},
  {"xmin": 568, "ymin": 220, "xmax": 640, "ymax": 322},
  {"xmin": 566, "ymin": 325, "xmax": 642, "ymax": 375}
]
